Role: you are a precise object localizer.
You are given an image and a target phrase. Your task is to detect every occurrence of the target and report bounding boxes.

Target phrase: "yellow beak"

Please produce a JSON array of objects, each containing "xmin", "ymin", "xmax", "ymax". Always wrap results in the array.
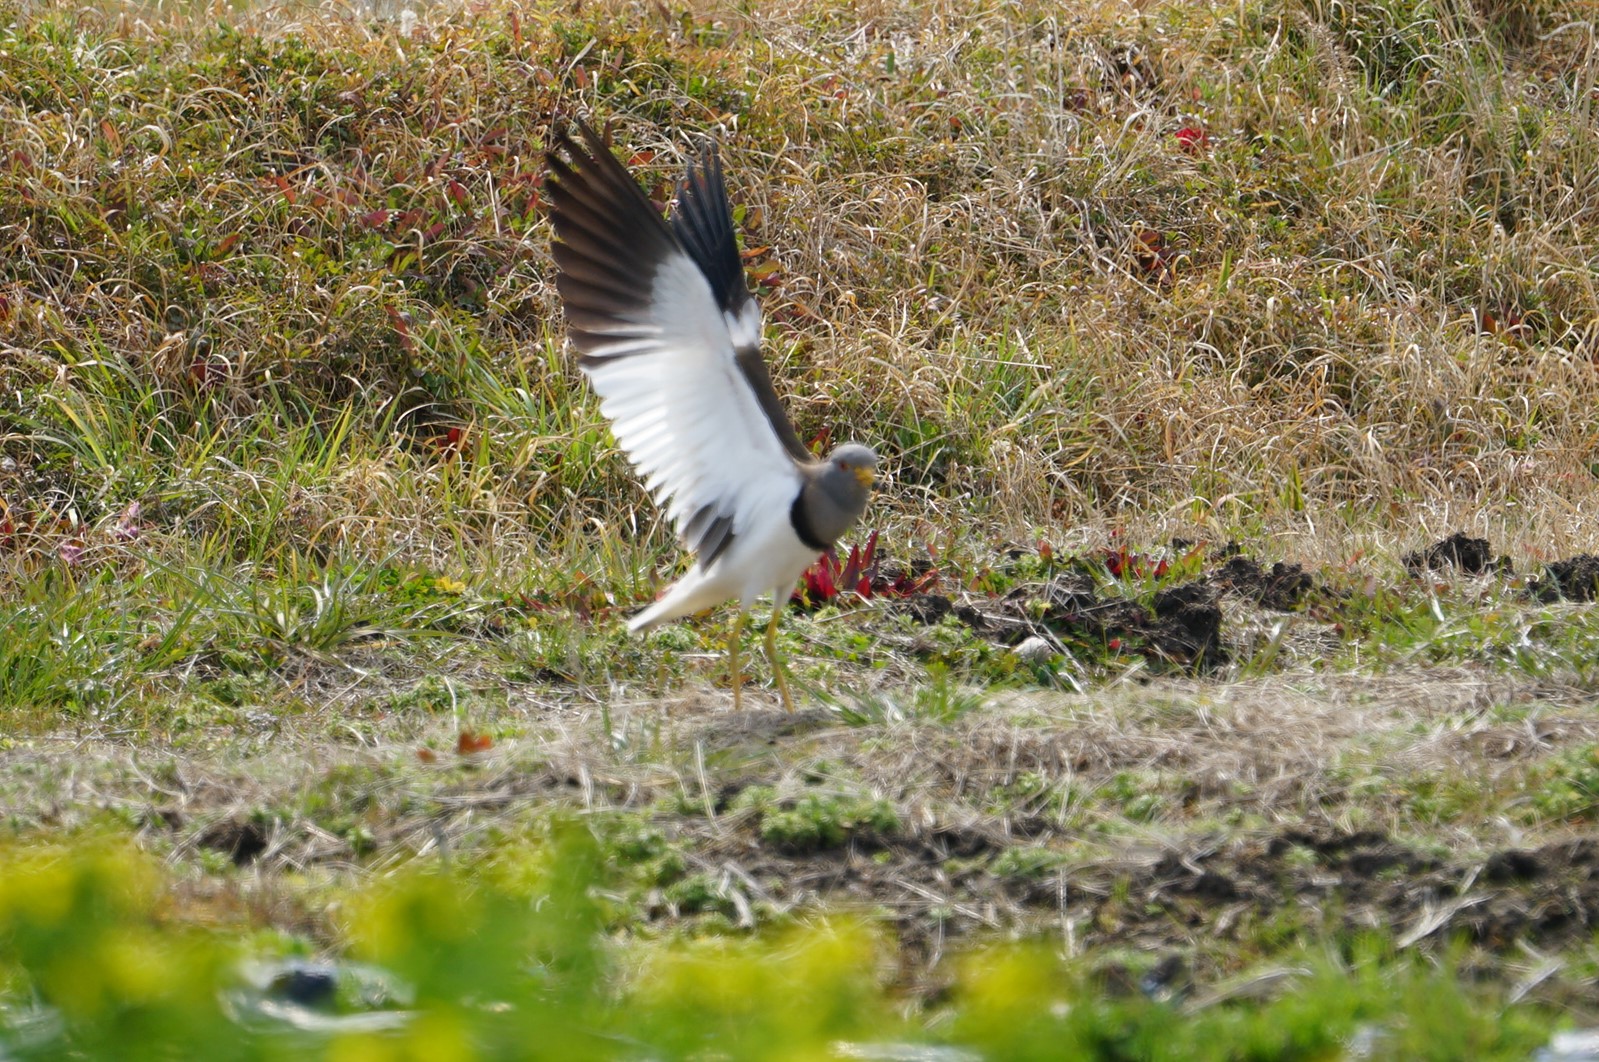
[{"xmin": 853, "ymin": 466, "xmax": 877, "ymax": 490}]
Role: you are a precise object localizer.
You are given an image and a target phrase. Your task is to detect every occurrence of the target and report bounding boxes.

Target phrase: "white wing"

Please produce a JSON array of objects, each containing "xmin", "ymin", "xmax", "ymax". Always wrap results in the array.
[{"xmin": 546, "ymin": 124, "xmax": 803, "ymax": 565}]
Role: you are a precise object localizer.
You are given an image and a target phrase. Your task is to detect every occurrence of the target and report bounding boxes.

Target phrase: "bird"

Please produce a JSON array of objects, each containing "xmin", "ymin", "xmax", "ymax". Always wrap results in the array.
[{"xmin": 544, "ymin": 119, "xmax": 877, "ymax": 712}]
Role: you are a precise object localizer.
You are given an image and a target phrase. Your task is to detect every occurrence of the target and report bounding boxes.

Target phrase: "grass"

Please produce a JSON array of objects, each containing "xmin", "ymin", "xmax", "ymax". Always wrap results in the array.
[
  {"xmin": 4, "ymin": 0, "xmax": 1599, "ymax": 1053},
  {"xmin": 6, "ymin": 0, "xmax": 1599, "ymax": 571}
]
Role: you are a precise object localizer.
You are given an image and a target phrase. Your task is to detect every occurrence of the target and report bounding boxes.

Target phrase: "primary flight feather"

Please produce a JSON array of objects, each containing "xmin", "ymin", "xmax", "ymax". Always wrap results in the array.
[{"xmin": 545, "ymin": 120, "xmax": 877, "ymax": 711}]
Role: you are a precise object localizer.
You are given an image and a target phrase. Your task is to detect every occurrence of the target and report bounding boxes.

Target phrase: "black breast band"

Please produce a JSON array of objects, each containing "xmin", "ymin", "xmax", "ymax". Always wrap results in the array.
[{"xmin": 788, "ymin": 492, "xmax": 830, "ymax": 552}]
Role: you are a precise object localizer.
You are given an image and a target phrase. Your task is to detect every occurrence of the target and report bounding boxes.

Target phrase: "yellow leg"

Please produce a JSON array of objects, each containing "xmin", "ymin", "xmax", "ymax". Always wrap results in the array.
[
  {"xmin": 763, "ymin": 607, "xmax": 795, "ymax": 713},
  {"xmin": 728, "ymin": 610, "xmax": 745, "ymax": 711}
]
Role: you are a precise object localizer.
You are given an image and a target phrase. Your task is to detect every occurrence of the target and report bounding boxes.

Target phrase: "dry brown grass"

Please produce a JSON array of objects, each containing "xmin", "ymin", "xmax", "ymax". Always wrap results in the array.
[{"xmin": 4, "ymin": 0, "xmax": 1599, "ymax": 585}]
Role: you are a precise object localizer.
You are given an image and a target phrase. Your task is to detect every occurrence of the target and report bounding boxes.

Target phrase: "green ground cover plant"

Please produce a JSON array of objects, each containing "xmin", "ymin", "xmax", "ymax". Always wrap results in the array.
[{"xmin": 0, "ymin": 835, "xmax": 1560, "ymax": 1059}]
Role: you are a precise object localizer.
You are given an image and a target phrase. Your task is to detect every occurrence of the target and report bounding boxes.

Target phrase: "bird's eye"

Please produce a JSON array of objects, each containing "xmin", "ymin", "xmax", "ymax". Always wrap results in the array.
[{"xmin": 837, "ymin": 460, "xmax": 848, "ymax": 470}]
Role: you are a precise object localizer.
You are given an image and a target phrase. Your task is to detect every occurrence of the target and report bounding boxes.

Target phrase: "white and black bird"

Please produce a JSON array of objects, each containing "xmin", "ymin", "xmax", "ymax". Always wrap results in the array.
[{"xmin": 545, "ymin": 120, "xmax": 878, "ymax": 712}]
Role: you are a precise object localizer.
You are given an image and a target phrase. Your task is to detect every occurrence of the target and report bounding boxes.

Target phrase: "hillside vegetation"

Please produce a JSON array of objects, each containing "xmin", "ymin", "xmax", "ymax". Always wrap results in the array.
[{"xmin": 4, "ymin": 0, "xmax": 1598, "ymax": 574}]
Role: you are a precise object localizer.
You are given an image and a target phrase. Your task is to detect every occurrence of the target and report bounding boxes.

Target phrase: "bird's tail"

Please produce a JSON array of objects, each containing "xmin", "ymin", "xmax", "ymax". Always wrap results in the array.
[{"xmin": 626, "ymin": 569, "xmax": 727, "ymax": 633}]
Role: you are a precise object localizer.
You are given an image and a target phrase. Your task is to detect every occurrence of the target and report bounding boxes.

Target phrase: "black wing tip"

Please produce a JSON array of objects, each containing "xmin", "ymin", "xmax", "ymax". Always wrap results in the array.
[
  {"xmin": 685, "ymin": 137, "xmax": 722, "ymax": 187},
  {"xmin": 545, "ymin": 115, "xmax": 683, "ymax": 302},
  {"xmin": 542, "ymin": 117, "xmax": 636, "ymax": 213},
  {"xmin": 545, "ymin": 116, "xmax": 720, "ymax": 234},
  {"xmin": 669, "ymin": 136, "xmax": 753, "ymax": 319},
  {"xmin": 546, "ymin": 116, "xmax": 607, "ymax": 161},
  {"xmin": 543, "ymin": 119, "xmax": 621, "ymax": 205},
  {"xmin": 545, "ymin": 116, "xmax": 722, "ymax": 185}
]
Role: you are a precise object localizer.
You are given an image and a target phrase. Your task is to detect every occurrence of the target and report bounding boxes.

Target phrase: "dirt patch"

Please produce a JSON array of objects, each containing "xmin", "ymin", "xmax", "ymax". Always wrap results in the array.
[
  {"xmin": 885, "ymin": 533, "xmax": 1599, "ymax": 678},
  {"xmin": 197, "ymin": 817, "xmax": 271, "ymax": 866},
  {"xmin": 902, "ymin": 569, "xmax": 1228, "ymax": 671},
  {"xmin": 1394, "ymin": 532, "xmax": 1599, "ymax": 604},
  {"xmin": 562, "ymin": 670, "xmax": 1588, "ymax": 988},
  {"xmin": 4, "ymin": 658, "xmax": 1596, "ymax": 1006},
  {"xmin": 1208, "ymin": 556, "xmax": 1314, "ymax": 610},
  {"xmin": 1531, "ymin": 554, "xmax": 1599, "ymax": 602},
  {"xmin": 1404, "ymin": 532, "xmax": 1501, "ymax": 574},
  {"xmin": 647, "ymin": 798, "xmax": 1599, "ymax": 990},
  {"xmin": 1052, "ymin": 829, "xmax": 1599, "ymax": 957}
]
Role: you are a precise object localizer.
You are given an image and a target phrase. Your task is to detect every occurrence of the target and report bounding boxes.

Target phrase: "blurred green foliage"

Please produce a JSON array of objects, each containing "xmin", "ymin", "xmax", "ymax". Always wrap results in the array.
[{"xmin": 0, "ymin": 830, "xmax": 1556, "ymax": 1061}]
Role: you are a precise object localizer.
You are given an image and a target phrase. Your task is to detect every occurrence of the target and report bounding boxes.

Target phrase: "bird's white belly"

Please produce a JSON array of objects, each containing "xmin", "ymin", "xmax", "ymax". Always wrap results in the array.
[{"xmin": 710, "ymin": 518, "xmax": 821, "ymax": 606}]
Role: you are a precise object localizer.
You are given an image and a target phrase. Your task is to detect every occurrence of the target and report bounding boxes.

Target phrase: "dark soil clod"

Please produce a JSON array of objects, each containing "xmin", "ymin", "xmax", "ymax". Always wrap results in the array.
[
  {"xmin": 1483, "ymin": 849, "xmax": 1545, "ymax": 884},
  {"xmin": 895, "ymin": 593, "xmax": 952, "ymax": 625},
  {"xmin": 198, "ymin": 818, "xmax": 270, "ymax": 866},
  {"xmin": 1149, "ymin": 583, "xmax": 1226, "ymax": 666},
  {"xmin": 1151, "ymin": 581, "xmax": 1211, "ymax": 612},
  {"xmin": 1403, "ymin": 532, "xmax": 1500, "ymax": 575},
  {"xmin": 1210, "ymin": 556, "xmax": 1314, "ymax": 610},
  {"xmin": 981, "ymin": 573, "xmax": 1227, "ymax": 671},
  {"xmin": 1530, "ymin": 554, "xmax": 1599, "ymax": 602}
]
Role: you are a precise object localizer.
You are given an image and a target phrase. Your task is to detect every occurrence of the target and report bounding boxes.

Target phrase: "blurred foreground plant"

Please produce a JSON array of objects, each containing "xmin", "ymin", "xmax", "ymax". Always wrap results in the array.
[{"xmin": 0, "ymin": 832, "xmax": 1557, "ymax": 1061}]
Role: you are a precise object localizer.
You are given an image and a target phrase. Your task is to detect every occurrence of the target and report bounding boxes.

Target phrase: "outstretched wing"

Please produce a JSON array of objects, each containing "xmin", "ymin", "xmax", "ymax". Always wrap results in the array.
[
  {"xmin": 545, "ymin": 121, "xmax": 803, "ymax": 566},
  {"xmin": 669, "ymin": 141, "xmax": 814, "ymax": 465}
]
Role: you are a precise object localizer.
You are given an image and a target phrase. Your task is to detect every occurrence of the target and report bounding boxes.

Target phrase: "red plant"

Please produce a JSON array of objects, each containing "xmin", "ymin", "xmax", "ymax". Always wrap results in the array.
[
  {"xmin": 797, "ymin": 531, "xmax": 939, "ymax": 605},
  {"xmin": 1175, "ymin": 125, "xmax": 1209, "ymax": 154},
  {"xmin": 422, "ymin": 425, "xmax": 469, "ymax": 459},
  {"xmin": 801, "ymin": 529, "xmax": 879, "ymax": 603},
  {"xmin": 1101, "ymin": 540, "xmax": 1206, "ymax": 580},
  {"xmin": 1102, "ymin": 547, "xmax": 1168, "ymax": 580},
  {"xmin": 1478, "ymin": 307, "xmax": 1529, "ymax": 342}
]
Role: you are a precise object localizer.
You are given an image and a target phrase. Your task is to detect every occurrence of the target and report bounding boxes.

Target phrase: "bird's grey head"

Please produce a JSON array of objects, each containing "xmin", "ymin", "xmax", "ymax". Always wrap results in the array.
[
  {"xmin": 800, "ymin": 443, "xmax": 877, "ymax": 547},
  {"xmin": 824, "ymin": 443, "xmax": 878, "ymax": 500}
]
